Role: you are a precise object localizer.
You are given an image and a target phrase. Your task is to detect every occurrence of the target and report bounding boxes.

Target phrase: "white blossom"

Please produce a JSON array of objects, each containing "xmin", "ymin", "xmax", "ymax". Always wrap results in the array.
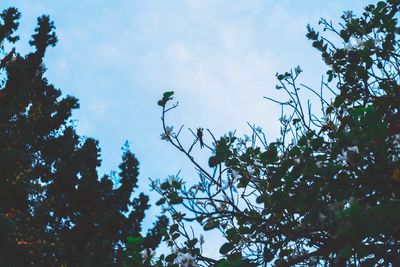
[
  {"xmin": 294, "ymin": 65, "xmax": 302, "ymax": 75},
  {"xmin": 141, "ymin": 248, "xmax": 155, "ymax": 262},
  {"xmin": 160, "ymin": 133, "xmax": 168, "ymax": 140},
  {"xmin": 390, "ymin": 134, "xmax": 400, "ymax": 153},
  {"xmin": 231, "ymin": 170, "xmax": 242, "ymax": 184},
  {"xmin": 246, "ymin": 166, "xmax": 255, "ymax": 175},
  {"xmin": 374, "ymin": 38, "xmax": 380, "ymax": 47},
  {"xmin": 344, "ymin": 36, "xmax": 367, "ymax": 51},
  {"xmin": 394, "ymin": 134, "xmax": 400, "ymax": 145},
  {"xmin": 294, "ymin": 158, "xmax": 301, "ymax": 164},
  {"xmin": 309, "ymin": 256, "xmax": 320, "ymax": 265},
  {"xmin": 322, "ymin": 115, "xmax": 330, "ymax": 122},
  {"xmin": 221, "ymin": 179, "xmax": 229, "ymax": 191},
  {"xmin": 254, "ymin": 159, "xmax": 263, "ymax": 167},
  {"xmin": 161, "ymin": 126, "xmax": 174, "ymax": 141},
  {"xmin": 177, "ymin": 252, "xmax": 197, "ymax": 267},
  {"xmin": 140, "ymin": 249, "xmax": 147, "ymax": 260},
  {"xmin": 337, "ymin": 146, "xmax": 359, "ymax": 161},
  {"xmin": 343, "ymin": 10, "xmax": 354, "ymax": 20},
  {"xmin": 199, "ymin": 234, "xmax": 205, "ymax": 245},
  {"xmin": 347, "ymin": 197, "xmax": 356, "ymax": 205},
  {"xmin": 355, "ymin": 38, "xmax": 365, "ymax": 48},
  {"xmin": 337, "ymin": 151, "xmax": 349, "ymax": 161},
  {"xmin": 347, "ymin": 146, "xmax": 359, "ymax": 153},
  {"xmin": 165, "ymin": 126, "xmax": 173, "ymax": 134},
  {"xmin": 236, "ymin": 139, "xmax": 245, "ymax": 149},
  {"xmin": 167, "ymin": 175, "xmax": 176, "ymax": 184}
]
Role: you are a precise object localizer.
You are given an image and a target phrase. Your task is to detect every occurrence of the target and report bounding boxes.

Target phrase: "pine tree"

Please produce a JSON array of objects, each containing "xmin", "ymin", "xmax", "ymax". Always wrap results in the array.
[{"xmin": 0, "ymin": 7, "xmax": 167, "ymax": 266}]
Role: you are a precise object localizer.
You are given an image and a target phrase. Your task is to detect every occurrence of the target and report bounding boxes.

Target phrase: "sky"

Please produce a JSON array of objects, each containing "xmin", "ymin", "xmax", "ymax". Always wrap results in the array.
[{"xmin": 1, "ymin": 0, "xmax": 375, "ymax": 260}]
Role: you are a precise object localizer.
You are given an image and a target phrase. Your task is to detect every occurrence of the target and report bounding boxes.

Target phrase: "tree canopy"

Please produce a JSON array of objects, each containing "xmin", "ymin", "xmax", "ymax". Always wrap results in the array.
[
  {"xmin": 0, "ymin": 7, "xmax": 167, "ymax": 266},
  {"xmin": 153, "ymin": 1, "xmax": 400, "ymax": 266},
  {"xmin": 3, "ymin": 0, "xmax": 400, "ymax": 266}
]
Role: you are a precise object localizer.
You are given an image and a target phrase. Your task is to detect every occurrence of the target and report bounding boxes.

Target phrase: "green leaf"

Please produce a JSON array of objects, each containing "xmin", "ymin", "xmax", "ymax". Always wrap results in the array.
[
  {"xmin": 156, "ymin": 198, "xmax": 166, "ymax": 206},
  {"xmin": 263, "ymin": 247, "xmax": 274, "ymax": 262},
  {"xmin": 165, "ymin": 253, "xmax": 177, "ymax": 263},
  {"xmin": 219, "ymin": 242, "xmax": 234, "ymax": 254},
  {"xmin": 169, "ymin": 223, "xmax": 179, "ymax": 234},
  {"xmin": 256, "ymin": 194, "xmax": 267, "ymax": 204},
  {"xmin": 187, "ymin": 238, "xmax": 198, "ymax": 247},
  {"xmin": 172, "ymin": 232, "xmax": 180, "ymax": 240},
  {"xmin": 226, "ymin": 228, "xmax": 239, "ymax": 242},
  {"xmin": 238, "ymin": 226, "xmax": 252, "ymax": 234},
  {"xmin": 208, "ymin": 156, "xmax": 219, "ymax": 167},
  {"xmin": 127, "ymin": 236, "xmax": 143, "ymax": 245},
  {"xmin": 160, "ymin": 182, "xmax": 170, "ymax": 190},
  {"xmin": 157, "ymin": 100, "xmax": 165, "ymax": 107},
  {"xmin": 171, "ymin": 180, "xmax": 181, "ymax": 190},
  {"xmin": 203, "ymin": 220, "xmax": 220, "ymax": 231},
  {"xmin": 158, "ymin": 91, "xmax": 174, "ymax": 107},
  {"xmin": 163, "ymin": 91, "xmax": 174, "ymax": 99},
  {"xmin": 168, "ymin": 191, "xmax": 183, "ymax": 205},
  {"xmin": 196, "ymin": 215, "xmax": 204, "ymax": 223}
]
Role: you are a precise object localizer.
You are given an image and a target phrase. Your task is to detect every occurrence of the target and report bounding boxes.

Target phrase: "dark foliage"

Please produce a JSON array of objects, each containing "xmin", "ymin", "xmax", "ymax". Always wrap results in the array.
[
  {"xmin": 154, "ymin": 1, "xmax": 400, "ymax": 266},
  {"xmin": 0, "ymin": 7, "xmax": 167, "ymax": 266}
]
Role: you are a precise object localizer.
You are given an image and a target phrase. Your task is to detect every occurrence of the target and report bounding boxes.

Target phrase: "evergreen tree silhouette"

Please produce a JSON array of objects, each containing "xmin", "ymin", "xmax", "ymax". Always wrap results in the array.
[{"xmin": 0, "ymin": 7, "xmax": 167, "ymax": 266}]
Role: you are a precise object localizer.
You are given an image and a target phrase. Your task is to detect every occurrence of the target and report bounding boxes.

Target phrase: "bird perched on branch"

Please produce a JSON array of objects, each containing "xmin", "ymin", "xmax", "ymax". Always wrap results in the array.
[{"xmin": 197, "ymin": 128, "xmax": 204, "ymax": 148}]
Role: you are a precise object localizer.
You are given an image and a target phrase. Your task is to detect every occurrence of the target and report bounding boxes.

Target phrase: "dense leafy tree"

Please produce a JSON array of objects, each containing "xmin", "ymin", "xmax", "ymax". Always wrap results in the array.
[
  {"xmin": 0, "ymin": 7, "xmax": 167, "ymax": 266},
  {"xmin": 154, "ymin": 1, "xmax": 400, "ymax": 266}
]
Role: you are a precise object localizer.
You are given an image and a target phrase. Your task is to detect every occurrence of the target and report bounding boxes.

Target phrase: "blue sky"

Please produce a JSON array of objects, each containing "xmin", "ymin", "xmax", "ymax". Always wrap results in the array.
[{"xmin": 2, "ymin": 0, "xmax": 375, "ymax": 258}]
